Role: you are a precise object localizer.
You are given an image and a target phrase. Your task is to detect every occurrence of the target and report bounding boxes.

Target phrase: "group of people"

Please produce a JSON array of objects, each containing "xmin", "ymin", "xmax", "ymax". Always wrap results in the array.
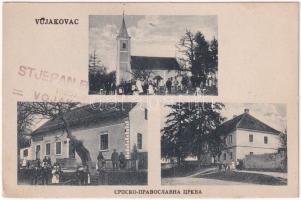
[
  {"xmin": 76, "ymin": 165, "xmax": 90, "ymax": 185},
  {"xmin": 116, "ymin": 76, "xmax": 186, "ymax": 95},
  {"xmin": 96, "ymin": 149, "xmax": 126, "ymax": 171},
  {"xmin": 116, "ymin": 74, "xmax": 215, "ymax": 95},
  {"xmin": 21, "ymin": 156, "xmax": 63, "ymax": 185}
]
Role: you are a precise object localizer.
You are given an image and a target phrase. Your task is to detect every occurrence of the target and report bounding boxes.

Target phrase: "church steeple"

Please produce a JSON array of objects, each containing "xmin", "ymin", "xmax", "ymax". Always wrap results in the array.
[
  {"xmin": 116, "ymin": 12, "xmax": 132, "ymax": 85},
  {"xmin": 117, "ymin": 12, "xmax": 130, "ymax": 38}
]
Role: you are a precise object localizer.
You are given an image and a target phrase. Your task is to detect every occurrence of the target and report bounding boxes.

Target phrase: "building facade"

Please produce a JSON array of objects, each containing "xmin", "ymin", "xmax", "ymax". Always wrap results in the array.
[
  {"xmin": 20, "ymin": 103, "xmax": 148, "ymax": 168},
  {"xmin": 216, "ymin": 109, "xmax": 281, "ymax": 163}
]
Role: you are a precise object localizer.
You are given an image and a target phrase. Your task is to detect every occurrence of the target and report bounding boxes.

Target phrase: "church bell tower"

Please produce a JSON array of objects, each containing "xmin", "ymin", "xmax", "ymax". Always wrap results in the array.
[{"xmin": 116, "ymin": 13, "xmax": 131, "ymax": 85}]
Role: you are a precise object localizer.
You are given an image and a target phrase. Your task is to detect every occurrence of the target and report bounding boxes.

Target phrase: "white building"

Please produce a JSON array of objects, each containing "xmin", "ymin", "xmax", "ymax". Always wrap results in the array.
[
  {"xmin": 19, "ymin": 103, "xmax": 148, "ymax": 170},
  {"xmin": 217, "ymin": 108, "xmax": 281, "ymax": 162}
]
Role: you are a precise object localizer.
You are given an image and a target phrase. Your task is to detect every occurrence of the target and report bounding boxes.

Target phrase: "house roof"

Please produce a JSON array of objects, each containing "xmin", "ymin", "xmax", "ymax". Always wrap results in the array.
[
  {"xmin": 32, "ymin": 103, "xmax": 137, "ymax": 136},
  {"xmin": 216, "ymin": 111, "xmax": 280, "ymax": 136},
  {"xmin": 117, "ymin": 15, "xmax": 130, "ymax": 38},
  {"xmin": 131, "ymin": 56, "xmax": 181, "ymax": 71}
]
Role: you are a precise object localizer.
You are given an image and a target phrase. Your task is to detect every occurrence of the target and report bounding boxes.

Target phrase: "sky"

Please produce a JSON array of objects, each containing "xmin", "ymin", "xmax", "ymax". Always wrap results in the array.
[
  {"xmin": 89, "ymin": 15, "xmax": 218, "ymax": 72},
  {"xmin": 161, "ymin": 103, "xmax": 287, "ymax": 133}
]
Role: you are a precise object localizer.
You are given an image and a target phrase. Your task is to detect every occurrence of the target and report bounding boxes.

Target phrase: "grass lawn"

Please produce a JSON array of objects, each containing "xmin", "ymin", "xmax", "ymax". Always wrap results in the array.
[
  {"xmin": 195, "ymin": 171, "xmax": 287, "ymax": 185},
  {"xmin": 161, "ymin": 165, "xmax": 209, "ymax": 178}
]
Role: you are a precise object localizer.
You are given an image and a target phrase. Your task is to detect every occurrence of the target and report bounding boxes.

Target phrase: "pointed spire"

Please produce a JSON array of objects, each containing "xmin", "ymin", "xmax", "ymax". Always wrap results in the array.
[{"xmin": 118, "ymin": 12, "xmax": 130, "ymax": 38}]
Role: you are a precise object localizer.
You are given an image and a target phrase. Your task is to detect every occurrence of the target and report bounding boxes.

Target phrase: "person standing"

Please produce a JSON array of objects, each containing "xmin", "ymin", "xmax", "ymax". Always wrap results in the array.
[
  {"xmin": 51, "ymin": 165, "xmax": 60, "ymax": 184},
  {"xmin": 97, "ymin": 151, "xmax": 105, "ymax": 170},
  {"xmin": 136, "ymin": 79, "xmax": 143, "ymax": 95},
  {"xmin": 119, "ymin": 152, "xmax": 126, "ymax": 170},
  {"xmin": 83, "ymin": 165, "xmax": 90, "ymax": 185},
  {"xmin": 166, "ymin": 78, "xmax": 172, "ymax": 94},
  {"xmin": 32, "ymin": 165, "xmax": 40, "ymax": 185},
  {"xmin": 41, "ymin": 160, "xmax": 48, "ymax": 185},
  {"xmin": 111, "ymin": 149, "xmax": 119, "ymax": 170},
  {"xmin": 76, "ymin": 166, "xmax": 85, "ymax": 185}
]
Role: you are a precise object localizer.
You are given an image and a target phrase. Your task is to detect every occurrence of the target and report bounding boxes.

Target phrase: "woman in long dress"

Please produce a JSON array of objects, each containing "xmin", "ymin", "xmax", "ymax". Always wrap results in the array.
[{"xmin": 51, "ymin": 165, "xmax": 60, "ymax": 184}]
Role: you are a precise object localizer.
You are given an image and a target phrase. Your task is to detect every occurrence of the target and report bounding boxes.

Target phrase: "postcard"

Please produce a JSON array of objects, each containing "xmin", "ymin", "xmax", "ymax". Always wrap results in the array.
[{"xmin": 2, "ymin": 2, "xmax": 299, "ymax": 198}]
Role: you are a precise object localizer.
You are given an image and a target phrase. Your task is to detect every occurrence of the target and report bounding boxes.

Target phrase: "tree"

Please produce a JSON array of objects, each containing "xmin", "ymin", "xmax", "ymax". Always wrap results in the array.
[
  {"xmin": 208, "ymin": 37, "xmax": 218, "ymax": 72},
  {"xmin": 177, "ymin": 30, "xmax": 196, "ymax": 71},
  {"xmin": 161, "ymin": 103, "xmax": 194, "ymax": 166},
  {"xmin": 161, "ymin": 102, "xmax": 225, "ymax": 166},
  {"xmin": 17, "ymin": 102, "xmax": 92, "ymax": 166},
  {"xmin": 187, "ymin": 103, "xmax": 225, "ymax": 160},
  {"xmin": 279, "ymin": 130, "xmax": 287, "ymax": 149},
  {"xmin": 177, "ymin": 30, "xmax": 218, "ymax": 89},
  {"xmin": 89, "ymin": 50, "xmax": 104, "ymax": 72},
  {"xmin": 131, "ymin": 69, "xmax": 153, "ymax": 82},
  {"xmin": 17, "ymin": 102, "xmax": 36, "ymax": 154}
]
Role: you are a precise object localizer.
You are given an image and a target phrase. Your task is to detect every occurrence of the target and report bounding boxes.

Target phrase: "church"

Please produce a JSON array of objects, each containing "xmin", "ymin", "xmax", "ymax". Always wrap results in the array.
[{"xmin": 116, "ymin": 14, "xmax": 183, "ymax": 85}]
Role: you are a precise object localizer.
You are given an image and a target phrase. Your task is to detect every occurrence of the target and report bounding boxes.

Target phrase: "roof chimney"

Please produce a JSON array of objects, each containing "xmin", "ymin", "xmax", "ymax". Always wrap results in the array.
[{"xmin": 244, "ymin": 108, "xmax": 250, "ymax": 114}]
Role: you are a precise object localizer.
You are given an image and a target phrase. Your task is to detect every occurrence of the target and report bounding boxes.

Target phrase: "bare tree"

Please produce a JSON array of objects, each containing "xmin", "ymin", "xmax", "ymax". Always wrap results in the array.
[
  {"xmin": 18, "ymin": 102, "xmax": 92, "ymax": 165},
  {"xmin": 176, "ymin": 29, "xmax": 196, "ymax": 71}
]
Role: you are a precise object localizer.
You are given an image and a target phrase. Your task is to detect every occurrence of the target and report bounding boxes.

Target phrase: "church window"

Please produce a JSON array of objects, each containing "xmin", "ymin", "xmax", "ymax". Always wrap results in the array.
[{"xmin": 122, "ymin": 42, "xmax": 126, "ymax": 49}]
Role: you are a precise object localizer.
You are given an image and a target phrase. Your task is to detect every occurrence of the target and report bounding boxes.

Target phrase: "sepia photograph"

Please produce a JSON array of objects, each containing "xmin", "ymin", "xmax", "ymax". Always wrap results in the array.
[
  {"xmin": 161, "ymin": 102, "xmax": 287, "ymax": 185},
  {"xmin": 89, "ymin": 14, "xmax": 218, "ymax": 95},
  {"xmin": 17, "ymin": 102, "xmax": 148, "ymax": 185}
]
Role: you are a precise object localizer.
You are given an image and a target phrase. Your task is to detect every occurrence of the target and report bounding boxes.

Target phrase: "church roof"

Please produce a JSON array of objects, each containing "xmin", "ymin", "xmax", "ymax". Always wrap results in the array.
[
  {"xmin": 117, "ymin": 15, "xmax": 130, "ymax": 38},
  {"xmin": 31, "ymin": 103, "xmax": 137, "ymax": 136},
  {"xmin": 215, "ymin": 110, "xmax": 280, "ymax": 136},
  {"xmin": 131, "ymin": 56, "xmax": 181, "ymax": 71}
]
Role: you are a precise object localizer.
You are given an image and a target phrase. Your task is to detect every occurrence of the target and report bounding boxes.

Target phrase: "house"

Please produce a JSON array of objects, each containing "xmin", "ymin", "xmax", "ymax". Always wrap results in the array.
[
  {"xmin": 116, "ymin": 14, "xmax": 183, "ymax": 85},
  {"xmin": 19, "ymin": 103, "xmax": 148, "ymax": 170},
  {"xmin": 216, "ymin": 108, "xmax": 281, "ymax": 163}
]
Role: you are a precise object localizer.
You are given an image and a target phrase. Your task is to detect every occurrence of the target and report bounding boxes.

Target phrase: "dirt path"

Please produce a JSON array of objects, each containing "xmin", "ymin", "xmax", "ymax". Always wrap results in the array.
[{"xmin": 162, "ymin": 177, "xmax": 250, "ymax": 185}]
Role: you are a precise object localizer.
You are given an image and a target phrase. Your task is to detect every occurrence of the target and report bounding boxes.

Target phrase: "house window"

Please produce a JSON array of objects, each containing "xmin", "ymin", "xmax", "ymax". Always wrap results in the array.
[
  {"xmin": 250, "ymin": 152, "xmax": 253, "ymax": 155},
  {"xmin": 230, "ymin": 152, "xmax": 233, "ymax": 159},
  {"xmin": 23, "ymin": 149, "xmax": 28, "ymax": 157},
  {"xmin": 145, "ymin": 108, "xmax": 148, "ymax": 120},
  {"xmin": 36, "ymin": 145, "xmax": 41, "ymax": 159},
  {"xmin": 100, "ymin": 133, "xmax": 109, "ymax": 151},
  {"xmin": 137, "ymin": 133, "xmax": 142, "ymax": 149},
  {"xmin": 249, "ymin": 134, "xmax": 253, "ymax": 142},
  {"xmin": 56, "ymin": 142, "xmax": 62, "ymax": 155},
  {"xmin": 45, "ymin": 143, "xmax": 51, "ymax": 156},
  {"xmin": 227, "ymin": 135, "xmax": 232, "ymax": 144},
  {"xmin": 264, "ymin": 136, "xmax": 268, "ymax": 144}
]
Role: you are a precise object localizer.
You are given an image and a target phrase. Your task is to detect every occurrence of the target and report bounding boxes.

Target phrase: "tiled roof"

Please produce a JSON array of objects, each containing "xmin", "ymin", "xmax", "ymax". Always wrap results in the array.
[
  {"xmin": 32, "ymin": 103, "xmax": 136, "ymax": 135},
  {"xmin": 216, "ymin": 112, "xmax": 280, "ymax": 135},
  {"xmin": 131, "ymin": 56, "xmax": 181, "ymax": 71}
]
